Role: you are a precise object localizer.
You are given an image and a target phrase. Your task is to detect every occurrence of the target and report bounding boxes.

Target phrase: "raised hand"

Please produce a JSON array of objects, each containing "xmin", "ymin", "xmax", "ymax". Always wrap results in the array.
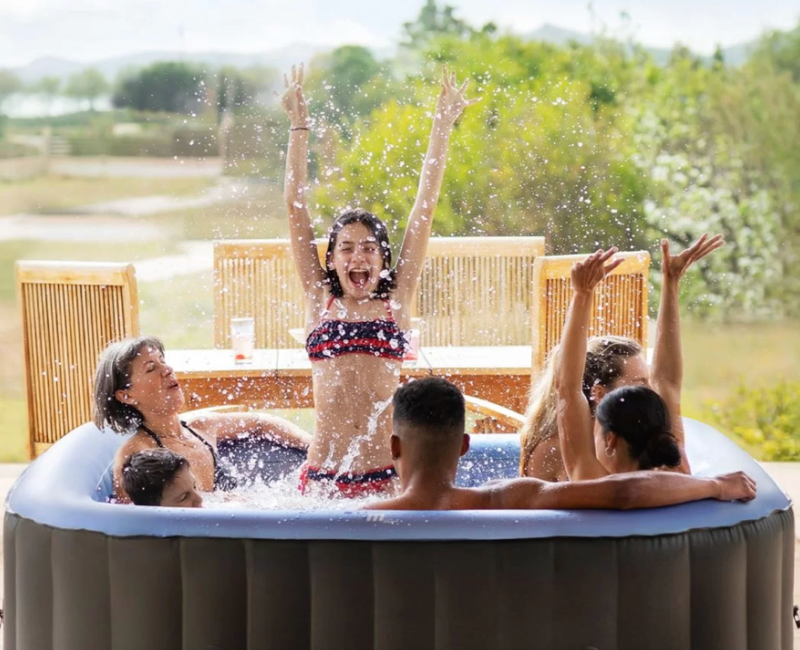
[
  {"xmin": 714, "ymin": 471, "xmax": 756, "ymax": 502},
  {"xmin": 661, "ymin": 234, "xmax": 724, "ymax": 284},
  {"xmin": 570, "ymin": 248, "xmax": 624, "ymax": 295},
  {"xmin": 276, "ymin": 63, "xmax": 310, "ymax": 128},
  {"xmin": 435, "ymin": 65, "xmax": 480, "ymax": 128}
]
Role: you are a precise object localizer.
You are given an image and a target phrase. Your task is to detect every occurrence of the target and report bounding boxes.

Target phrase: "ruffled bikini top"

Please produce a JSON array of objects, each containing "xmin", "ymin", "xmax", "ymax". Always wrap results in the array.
[{"xmin": 306, "ymin": 296, "xmax": 409, "ymax": 362}]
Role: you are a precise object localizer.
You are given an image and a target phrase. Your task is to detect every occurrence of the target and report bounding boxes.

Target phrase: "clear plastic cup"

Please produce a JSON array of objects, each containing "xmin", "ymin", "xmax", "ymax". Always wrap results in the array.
[
  {"xmin": 404, "ymin": 317, "xmax": 422, "ymax": 362},
  {"xmin": 231, "ymin": 317, "xmax": 255, "ymax": 364}
]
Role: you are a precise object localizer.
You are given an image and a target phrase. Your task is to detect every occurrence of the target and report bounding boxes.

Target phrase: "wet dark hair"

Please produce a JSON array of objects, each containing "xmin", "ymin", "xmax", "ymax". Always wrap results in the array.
[
  {"xmin": 122, "ymin": 449, "xmax": 189, "ymax": 506},
  {"xmin": 595, "ymin": 385, "xmax": 681, "ymax": 470},
  {"xmin": 93, "ymin": 336, "xmax": 165, "ymax": 434},
  {"xmin": 325, "ymin": 208, "xmax": 396, "ymax": 298},
  {"xmin": 393, "ymin": 377, "xmax": 465, "ymax": 436}
]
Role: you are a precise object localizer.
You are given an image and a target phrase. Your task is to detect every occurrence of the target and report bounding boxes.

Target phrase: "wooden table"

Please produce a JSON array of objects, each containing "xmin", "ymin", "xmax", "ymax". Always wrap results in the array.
[{"xmin": 170, "ymin": 346, "xmax": 533, "ymax": 413}]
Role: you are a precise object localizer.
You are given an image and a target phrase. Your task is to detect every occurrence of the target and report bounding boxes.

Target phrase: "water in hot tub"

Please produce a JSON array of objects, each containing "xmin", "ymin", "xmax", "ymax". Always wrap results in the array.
[
  {"xmin": 191, "ymin": 400, "xmax": 497, "ymax": 511},
  {"xmin": 200, "ymin": 471, "xmax": 385, "ymax": 511},
  {"xmin": 202, "ymin": 402, "xmax": 396, "ymax": 511}
]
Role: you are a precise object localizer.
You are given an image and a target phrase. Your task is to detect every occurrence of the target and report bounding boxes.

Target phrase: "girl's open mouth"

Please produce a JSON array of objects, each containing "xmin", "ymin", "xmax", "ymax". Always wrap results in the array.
[{"xmin": 348, "ymin": 270, "xmax": 370, "ymax": 288}]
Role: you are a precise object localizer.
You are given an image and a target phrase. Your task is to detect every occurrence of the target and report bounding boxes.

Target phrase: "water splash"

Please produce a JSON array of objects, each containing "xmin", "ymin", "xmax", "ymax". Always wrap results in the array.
[
  {"xmin": 202, "ymin": 471, "xmax": 383, "ymax": 511},
  {"xmin": 336, "ymin": 395, "xmax": 393, "ymax": 478}
]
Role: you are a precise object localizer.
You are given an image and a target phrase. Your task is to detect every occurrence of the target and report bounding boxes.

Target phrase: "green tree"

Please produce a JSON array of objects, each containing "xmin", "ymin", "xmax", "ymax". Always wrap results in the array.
[
  {"xmin": 0, "ymin": 69, "xmax": 22, "ymax": 114},
  {"xmin": 631, "ymin": 35, "xmax": 800, "ymax": 319},
  {"xmin": 113, "ymin": 62, "xmax": 206, "ymax": 114},
  {"xmin": 65, "ymin": 68, "xmax": 109, "ymax": 110},
  {"xmin": 304, "ymin": 46, "xmax": 391, "ymax": 134},
  {"xmin": 305, "ymin": 20, "xmax": 800, "ymax": 320},
  {"xmin": 315, "ymin": 35, "xmax": 646, "ymax": 250},
  {"xmin": 216, "ymin": 65, "xmax": 277, "ymax": 117},
  {"xmin": 401, "ymin": 0, "xmax": 474, "ymax": 49},
  {"xmin": 754, "ymin": 19, "xmax": 800, "ymax": 82},
  {"xmin": 33, "ymin": 76, "xmax": 61, "ymax": 115}
]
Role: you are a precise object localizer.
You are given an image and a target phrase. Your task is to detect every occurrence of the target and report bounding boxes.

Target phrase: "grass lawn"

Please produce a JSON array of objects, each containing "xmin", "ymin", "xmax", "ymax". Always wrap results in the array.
[
  {"xmin": 148, "ymin": 181, "xmax": 288, "ymax": 240},
  {"xmin": 0, "ymin": 175, "xmax": 213, "ymax": 216},
  {"xmin": 0, "ymin": 239, "xmax": 179, "ymax": 302},
  {"xmin": 0, "ymin": 398, "xmax": 28, "ymax": 462},
  {"xmin": 681, "ymin": 321, "xmax": 800, "ymax": 419},
  {"xmin": 139, "ymin": 271, "xmax": 216, "ymax": 349}
]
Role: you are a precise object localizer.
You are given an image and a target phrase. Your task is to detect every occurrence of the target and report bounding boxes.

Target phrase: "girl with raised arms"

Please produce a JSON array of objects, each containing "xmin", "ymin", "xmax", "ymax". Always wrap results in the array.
[{"xmin": 279, "ymin": 63, "xmax": 478, "ymax": 496}]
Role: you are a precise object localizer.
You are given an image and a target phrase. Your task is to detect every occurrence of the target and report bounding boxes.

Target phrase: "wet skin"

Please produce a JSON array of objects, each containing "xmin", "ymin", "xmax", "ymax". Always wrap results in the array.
[{"xmin": 306, "ymin": 222, "xmax": 410, "ymax": 476}]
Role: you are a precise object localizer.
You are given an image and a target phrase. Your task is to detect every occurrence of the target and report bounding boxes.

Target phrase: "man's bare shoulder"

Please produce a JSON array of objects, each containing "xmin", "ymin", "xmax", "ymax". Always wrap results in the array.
[
  {"xmin": 472, "ymin": 477, "xmax": 550, "ymax": 509},
  {"xmin": 448, "ymin": 486, "xmax": 494, "ymax": 510}
]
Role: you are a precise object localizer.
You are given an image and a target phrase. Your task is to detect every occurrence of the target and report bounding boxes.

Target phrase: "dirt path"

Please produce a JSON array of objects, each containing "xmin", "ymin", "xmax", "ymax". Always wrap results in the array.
[{"xmin": 48, "ymin": 156, "xmax": 223, "ymax": 178}]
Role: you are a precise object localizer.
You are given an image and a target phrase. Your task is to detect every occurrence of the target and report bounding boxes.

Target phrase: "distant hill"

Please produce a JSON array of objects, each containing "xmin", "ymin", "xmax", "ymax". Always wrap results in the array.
[
  {"xmin": 523, "ymin": 23, "xmax": 756, "ymax": 66},
  {"xmin": 11, "ymin": 24, "xmax": 759, "ymax": 84},
  {"xmin": 11, "ymin": 43, "xmax": 333, "ymax": 83},
  {"xmin": 720, "ymin": 40, "xmax": 758, "ymax": 66},
  {"xmin": 524, "ymin": 24, "xmax": 593, "ymax": 47},
  {"xmin": 13, "ymin": 56, "xmax": 84, "ymax": 83}
]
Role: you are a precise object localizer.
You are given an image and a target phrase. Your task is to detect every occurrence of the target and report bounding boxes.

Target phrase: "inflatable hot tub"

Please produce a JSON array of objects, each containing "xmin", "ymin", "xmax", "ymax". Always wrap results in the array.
[{"xmin": 3, "ymin": 418, "xmax": 794, "ymax": 650}]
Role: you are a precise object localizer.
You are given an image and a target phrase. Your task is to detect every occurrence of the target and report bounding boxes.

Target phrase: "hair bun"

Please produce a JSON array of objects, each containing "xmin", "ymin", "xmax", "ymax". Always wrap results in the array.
[{"xmin": 640, "ymin": 432, "xmax": 682, "ymax": 470}]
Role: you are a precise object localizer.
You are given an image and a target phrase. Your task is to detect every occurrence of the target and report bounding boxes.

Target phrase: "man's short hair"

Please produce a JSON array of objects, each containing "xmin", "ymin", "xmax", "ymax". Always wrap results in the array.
[
  {"xmin": 393, "ymin": 377, "xmax": 466, "ymax": 435},
  {"xmin": 122, "ymin": 449, "xmax": 188, "ymax": 506}
]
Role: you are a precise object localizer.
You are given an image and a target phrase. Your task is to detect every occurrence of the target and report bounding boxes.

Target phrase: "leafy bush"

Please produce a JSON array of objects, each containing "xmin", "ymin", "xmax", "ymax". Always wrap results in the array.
[
  {"xmin": 113, "ymin": 62, "xmax": 207, "ymax": 114},
  {"xmin": 706, "ymin": 380, "xmax": 800, "ymax": 460}
]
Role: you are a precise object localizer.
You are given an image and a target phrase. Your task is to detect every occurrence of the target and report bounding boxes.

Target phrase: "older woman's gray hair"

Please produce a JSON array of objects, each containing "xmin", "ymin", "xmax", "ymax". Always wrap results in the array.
[{"xmin": 93, "ymin": 336, "xmax": 164, "ymax": 434}]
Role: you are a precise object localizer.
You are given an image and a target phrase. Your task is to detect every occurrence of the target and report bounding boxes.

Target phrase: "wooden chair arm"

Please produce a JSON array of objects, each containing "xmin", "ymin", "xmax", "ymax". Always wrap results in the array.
[{"xmin": 464, "ymin": 395, "xmax": 525, "ymax": 434}]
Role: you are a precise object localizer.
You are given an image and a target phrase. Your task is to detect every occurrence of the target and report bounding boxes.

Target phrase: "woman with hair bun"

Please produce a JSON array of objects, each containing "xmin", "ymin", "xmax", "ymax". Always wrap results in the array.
[{"xmin": 593, "ymin": 385, "xmax": 682, "ymax": 473}]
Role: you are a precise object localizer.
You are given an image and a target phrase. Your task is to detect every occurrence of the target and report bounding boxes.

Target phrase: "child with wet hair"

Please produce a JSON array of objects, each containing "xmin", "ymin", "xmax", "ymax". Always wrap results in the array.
[{"xmin": 122, "ymin": 448, "xmax": 203, "ymax": 508}]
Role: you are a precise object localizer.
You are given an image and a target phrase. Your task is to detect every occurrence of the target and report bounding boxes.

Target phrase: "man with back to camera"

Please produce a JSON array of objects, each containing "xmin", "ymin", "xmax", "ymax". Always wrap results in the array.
[{"xmin": 364, "ymin": 377, "xmax": 756, "ymax": 511}]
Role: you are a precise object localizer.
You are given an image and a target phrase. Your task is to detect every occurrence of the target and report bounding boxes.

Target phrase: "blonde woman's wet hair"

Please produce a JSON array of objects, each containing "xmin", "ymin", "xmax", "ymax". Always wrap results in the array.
[{"xmin": 519, "ymin": 335, "xmax": 643, "ymax": 475}]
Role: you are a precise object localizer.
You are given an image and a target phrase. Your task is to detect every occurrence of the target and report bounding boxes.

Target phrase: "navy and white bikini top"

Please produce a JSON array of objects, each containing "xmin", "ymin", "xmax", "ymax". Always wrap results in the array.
[
  {"xmin": 140, "ymin": 421, "xmax": 238, "ymax": 492},
  {"xmin": 306, "ymin": 296, "xmax": 409, "ymax": 362}
]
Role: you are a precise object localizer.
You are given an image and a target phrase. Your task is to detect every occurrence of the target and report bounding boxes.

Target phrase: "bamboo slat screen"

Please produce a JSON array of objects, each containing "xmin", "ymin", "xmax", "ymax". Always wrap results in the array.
[
  {"xmin": 17, "ymin": 262, "xmax": 139, "ymax": 458},
  {"xmin": 416, "ymin": 237, "xmax": 545, "ymax": 346},
  {"xmin": 214, "ymin": 237, "xmax": 545, "ymax": 349},
  {"xmin": 531, "ymin": 251, "xmax": 651, "ymax": 375},
  {"xmin": 214, "ymin": 240, "xmax": 327, "ymax": 349}
]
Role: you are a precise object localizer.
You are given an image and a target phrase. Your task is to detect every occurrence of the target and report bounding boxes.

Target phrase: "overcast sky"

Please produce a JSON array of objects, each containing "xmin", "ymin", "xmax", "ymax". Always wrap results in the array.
[{"xmin": 1, "ymin": 0, "xmax": 798, "ymax": 68}]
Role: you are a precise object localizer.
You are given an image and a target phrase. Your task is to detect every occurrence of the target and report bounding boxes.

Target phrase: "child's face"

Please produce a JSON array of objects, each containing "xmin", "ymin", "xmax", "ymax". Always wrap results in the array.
[
  {"xmin": 331, "ymin": 222, "xmax": 384, "ymax": 299},
  {"xmin": 160, "ymin": 467, "xmax": 203, "ymax": 508}
]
